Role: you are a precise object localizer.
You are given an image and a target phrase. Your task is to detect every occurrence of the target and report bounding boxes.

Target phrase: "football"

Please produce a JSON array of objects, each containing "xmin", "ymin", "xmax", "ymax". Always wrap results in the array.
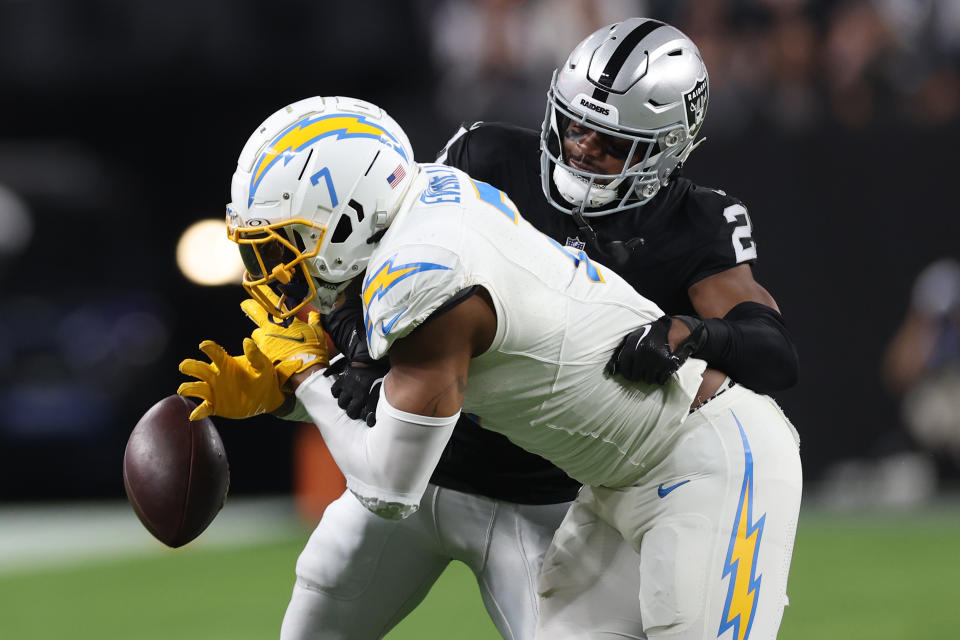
[{"xmin": 122, "ymin": 394, "xmax": 230, "ymax": 548}]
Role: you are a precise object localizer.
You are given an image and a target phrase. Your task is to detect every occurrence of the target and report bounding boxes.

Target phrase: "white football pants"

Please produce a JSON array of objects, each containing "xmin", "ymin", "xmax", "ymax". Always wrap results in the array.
[
  {"xmin": 280, "ymin": 482, "xmax": 571, "ymax": 640},
  {"xmin": 536, "ymin": 384, "xmax": 803, "ymax": 640}
]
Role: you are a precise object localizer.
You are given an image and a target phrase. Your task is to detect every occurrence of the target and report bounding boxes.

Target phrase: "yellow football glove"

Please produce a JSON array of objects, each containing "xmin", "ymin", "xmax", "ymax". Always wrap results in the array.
[
  {"xmin": 177, "ymin": 338, "xmax": 300, "ymax": 421},
  {"xmin": 241, "ymin": 298, "xmax": 329, "ymax": 382}
]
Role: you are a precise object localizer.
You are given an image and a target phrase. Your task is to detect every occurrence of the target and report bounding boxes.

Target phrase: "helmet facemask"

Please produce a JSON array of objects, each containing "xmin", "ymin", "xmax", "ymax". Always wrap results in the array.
[
  {"xmin": 227, "ymin": 212, "xmax": 337, "ymax": 317},
  {"xmin": 541, "ymin": 72, "xmax": 694, "ymax": 217}
]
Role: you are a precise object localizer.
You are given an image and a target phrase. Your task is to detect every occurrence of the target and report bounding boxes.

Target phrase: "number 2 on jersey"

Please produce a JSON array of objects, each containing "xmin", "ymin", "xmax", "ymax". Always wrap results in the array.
[{"xmin": 723, "ymin": 204, "xmax": 757, "ymax": 263}]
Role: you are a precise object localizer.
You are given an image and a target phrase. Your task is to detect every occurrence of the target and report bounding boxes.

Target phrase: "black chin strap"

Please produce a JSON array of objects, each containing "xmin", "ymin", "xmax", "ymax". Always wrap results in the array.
[
  {"xmin": 571, "ymin": 208, "xmax": 601, "ymax": 247},
  {"xmin": 570, "ymin": 208, "xmax": 643, "ymax": 268},
  {"xmin": 366, "ymin": 228, "xmax": 388, "ymax": 244}
]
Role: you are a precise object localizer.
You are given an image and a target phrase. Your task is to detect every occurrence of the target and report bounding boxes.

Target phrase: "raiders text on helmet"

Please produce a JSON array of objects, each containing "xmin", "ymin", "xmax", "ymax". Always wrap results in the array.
[
  {"xmin": 541, "ymin": 18, "xmax": 709, "ymax": 216},
  {"xmin": 226, "ymin": 96, "xmax": 417, "ymax": 317}
]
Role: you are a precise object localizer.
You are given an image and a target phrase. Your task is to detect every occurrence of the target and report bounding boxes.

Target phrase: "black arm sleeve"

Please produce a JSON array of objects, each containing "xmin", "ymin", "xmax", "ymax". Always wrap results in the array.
[
  {"xmin": 697, "ymin": 301, "xmax": 799, "ymax": 394},
  {"xmin": 321, "ymin": 296, "xmax": 374, "ymax": 363}
]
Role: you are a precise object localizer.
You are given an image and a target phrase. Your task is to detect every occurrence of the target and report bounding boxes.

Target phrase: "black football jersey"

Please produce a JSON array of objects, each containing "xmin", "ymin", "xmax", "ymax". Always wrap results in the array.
[{"xmin": 428, "ymin": 122, "xmax": 758, "ymax": 504}]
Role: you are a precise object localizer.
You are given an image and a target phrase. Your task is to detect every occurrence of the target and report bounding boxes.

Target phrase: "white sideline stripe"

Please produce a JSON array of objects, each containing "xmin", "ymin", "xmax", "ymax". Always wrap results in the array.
[{"xmin": 0, "ymin": 496, "xmax": 308, "ymax": 575}]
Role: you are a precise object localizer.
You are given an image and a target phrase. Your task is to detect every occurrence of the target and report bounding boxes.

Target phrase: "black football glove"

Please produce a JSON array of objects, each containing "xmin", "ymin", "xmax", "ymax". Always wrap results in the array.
[
  {"xmin": 605, "ymin": 315, "xmax": 708, "ymax": 385},
  {"xmin": 323, "ymin": 357, "xmax": 387, "ymax": 426},
  {"xmin": 322, "ymin": 296, "xmax": 372, "ymax": 363},
  {"xmin": 322, "ymin": 296, "xmax": 389, "ymax": 424}
]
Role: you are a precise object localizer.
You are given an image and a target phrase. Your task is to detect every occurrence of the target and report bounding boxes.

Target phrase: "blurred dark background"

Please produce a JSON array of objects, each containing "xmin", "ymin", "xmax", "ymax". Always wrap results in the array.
[{"xmin": 1, "ymin": 0, "xmax": 958, "ymax": 504}]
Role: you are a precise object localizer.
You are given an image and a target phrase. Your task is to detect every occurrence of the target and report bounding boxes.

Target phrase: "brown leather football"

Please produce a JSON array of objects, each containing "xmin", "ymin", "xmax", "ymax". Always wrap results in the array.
[{"xmin": 122, "ymin": 395, "xmax": 230, "ymax": 548}]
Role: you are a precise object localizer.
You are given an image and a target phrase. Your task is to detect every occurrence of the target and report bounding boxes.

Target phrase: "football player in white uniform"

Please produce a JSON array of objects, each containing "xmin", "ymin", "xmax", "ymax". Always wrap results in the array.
[
  {"xmin": 272, "ymin": 20, "xmax": 799, "ymax": 640},
  {"xmin": 179, "ymin": 90, "xmax": 802, "ymax": 639}
]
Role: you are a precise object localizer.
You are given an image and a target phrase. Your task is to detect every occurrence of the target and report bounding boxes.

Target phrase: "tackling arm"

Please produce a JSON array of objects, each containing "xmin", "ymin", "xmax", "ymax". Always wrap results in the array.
[
  {"xmin": 607, "ymin": 265, "xmax": 798, "ymax": 394},
  {"xmin": 683, "ymin": 264, "xmax": 799, "ymax": 393}
]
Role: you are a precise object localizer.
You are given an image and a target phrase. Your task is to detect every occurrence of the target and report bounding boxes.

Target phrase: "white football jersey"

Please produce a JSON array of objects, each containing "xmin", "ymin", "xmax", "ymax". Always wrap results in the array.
[{"xmin": 362, "ymin": 164, "xmax": 706, "ymax": 488}]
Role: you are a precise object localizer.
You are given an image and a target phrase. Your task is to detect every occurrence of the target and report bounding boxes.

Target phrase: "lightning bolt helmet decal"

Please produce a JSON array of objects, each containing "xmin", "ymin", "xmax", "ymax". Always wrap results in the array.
[{"xmin": 248, "ymin": 113, "xmax": 408, "ymax": 207}]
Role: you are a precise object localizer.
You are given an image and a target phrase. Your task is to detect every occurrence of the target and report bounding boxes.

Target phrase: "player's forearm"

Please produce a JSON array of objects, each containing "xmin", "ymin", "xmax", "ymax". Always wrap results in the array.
[
  {"xmin": 294, "ymin": 369, "xmax": 458, "ymax": 519},
  {"xmin": 697, "ymin": 301, "xmax": 799, "ymax": 393}
]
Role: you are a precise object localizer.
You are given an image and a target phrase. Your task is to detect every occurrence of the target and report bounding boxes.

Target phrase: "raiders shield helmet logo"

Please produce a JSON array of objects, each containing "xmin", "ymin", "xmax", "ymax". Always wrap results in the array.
[{"xmin": 682, "ymin": 76, "xmax": 708, "ymax": 133}]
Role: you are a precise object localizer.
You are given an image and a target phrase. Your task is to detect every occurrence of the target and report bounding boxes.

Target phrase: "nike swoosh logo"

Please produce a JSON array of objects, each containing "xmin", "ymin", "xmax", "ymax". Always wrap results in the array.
[
  {"xmin": 380, "ymin": 310, "xmax": 405, "ymax": 336},
  {"xmin": 634, "ymin": 323, "xmax": 652, "ymax": 348},
  {"xmin": 657, "ymin": 480, "xmax": 690, "ymax": 498},
  {"xmin": 265, "ymin": 333, "xmax": 306, "ymax": 343}
]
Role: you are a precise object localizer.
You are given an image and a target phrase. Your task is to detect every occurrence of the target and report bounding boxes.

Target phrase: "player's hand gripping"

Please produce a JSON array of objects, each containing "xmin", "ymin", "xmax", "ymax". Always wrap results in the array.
[
  {"xmin": 605, "ymin": 315, "xmax": 708, "ymax": 385},
  {"xmin": 178, "ymin": 338, "xmax": 299, "ymax": 421},
  {"xmin": 320, "ymin": 295, "xmax": 388, "ymax": 425},
  {"xmin": 323, "ymin": 296, "xmax": 390, "ymax": 427},
  {"xmin": 323, "ymin": 358, "xmax": 387, "ymax": 426},
  {"xmin": 241, "ymin": 298, "xmax": 330, "ymax": 381}
]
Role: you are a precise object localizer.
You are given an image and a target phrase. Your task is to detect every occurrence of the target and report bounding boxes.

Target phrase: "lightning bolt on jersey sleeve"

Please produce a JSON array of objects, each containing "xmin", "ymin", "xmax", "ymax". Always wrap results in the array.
[
  {"xmin": 361, "ymin": 243, "xmax": 468, "ymax": 361},
  {"xmin": 295, "ymin": 369, "xmax": 459, "ymax": 519}
]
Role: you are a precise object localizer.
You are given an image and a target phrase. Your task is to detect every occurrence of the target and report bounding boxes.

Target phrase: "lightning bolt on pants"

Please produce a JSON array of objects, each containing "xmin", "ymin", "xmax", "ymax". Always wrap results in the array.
[{"xmin": 535, "ymin": 384, "xmax": 802, "ymax": 640}]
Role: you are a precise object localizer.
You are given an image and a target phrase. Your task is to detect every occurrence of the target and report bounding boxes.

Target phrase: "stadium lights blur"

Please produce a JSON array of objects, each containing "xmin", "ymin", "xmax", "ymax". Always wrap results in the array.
[
  {"xmin": 0, "ymin": 183, "xmax": 33, "ymax": 257},
  {"xmin": 176, "ymin": 219, "xmax": 245, "ymax": 286}
]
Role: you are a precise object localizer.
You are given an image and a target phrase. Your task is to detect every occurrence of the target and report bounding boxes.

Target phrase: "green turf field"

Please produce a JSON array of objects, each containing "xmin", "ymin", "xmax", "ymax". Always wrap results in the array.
[{"xmin": 2, "ymin": 508, "xmax": 959, "ymax": 639}]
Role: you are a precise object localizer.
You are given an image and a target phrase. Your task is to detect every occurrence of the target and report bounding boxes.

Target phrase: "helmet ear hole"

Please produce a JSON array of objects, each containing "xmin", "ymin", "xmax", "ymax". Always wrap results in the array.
[
  {"xmin": 330, "ymin": 215, "xmax": 353, "ymax": 244},
  {"xmin": 348, "ymin": 199, "xmax": 365, "ymax": 223}
]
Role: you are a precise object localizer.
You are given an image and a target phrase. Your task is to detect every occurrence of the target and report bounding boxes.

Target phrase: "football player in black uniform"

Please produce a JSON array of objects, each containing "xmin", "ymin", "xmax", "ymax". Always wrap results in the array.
[{"xmin": 279, "ymin": 18, "xmax": 798, "ymax": 640}]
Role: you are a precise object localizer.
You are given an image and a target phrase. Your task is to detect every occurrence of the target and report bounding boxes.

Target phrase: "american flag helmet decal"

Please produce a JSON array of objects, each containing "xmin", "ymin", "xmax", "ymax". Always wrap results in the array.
[{"xmin": 387, "ymin": 164, "xmax": 406, "ymax": 188}]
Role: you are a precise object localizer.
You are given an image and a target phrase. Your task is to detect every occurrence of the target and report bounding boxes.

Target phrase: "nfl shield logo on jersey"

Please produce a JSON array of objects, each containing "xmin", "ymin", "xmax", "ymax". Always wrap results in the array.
[
  {"xmin": 565, "ymin": 237, "xmax": 586, "ymax": 251},
  {"xmin": 683, "ymin": 76, "xmax": 708, "ymax": 133}
]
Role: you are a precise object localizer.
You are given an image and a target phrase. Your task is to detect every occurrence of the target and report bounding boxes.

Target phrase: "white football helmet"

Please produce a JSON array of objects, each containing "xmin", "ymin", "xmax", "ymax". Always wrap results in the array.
[
  {"xmin": 227, "ymin": 96, "xmax": 417, "ymax": 317},
  {"xmin": 541, "ymin": 18, "xmax": 709, "ymax": 216}
]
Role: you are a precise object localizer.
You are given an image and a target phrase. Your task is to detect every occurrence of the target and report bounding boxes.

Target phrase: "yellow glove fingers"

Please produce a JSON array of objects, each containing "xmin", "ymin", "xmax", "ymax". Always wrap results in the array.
[
  {"xmin": 189, "ymin": 400, "xmax": 214, "ymax": 421},
  {"xmin": 176, "ymin": 335, "xmax": 291, "ymax": 420},
  {"xmin": 241, "ymin": 298, "xmax": 271, "ymax": 329},
  {"xmin": 198, "ymin": 340, "xmax": 231, "ymax": 370},
  {"xmin": 307, "ymin": 310, "xmax": 321, "ymax": 326},
  {"xmin": 244, "ymin": 279, "xmax": 282, "ymax": 306},
  {"xmin": 177, "ymin": 380, "xmax": 212, "ymax": 401},
  {"xmin": 179, "ymin": 358, "xmax": 217, "ymax": 380},
  {"xmin": 242, "ymin": 337, "xmax": 272, "ymax": 373},
  {"xmin": 257, "ymin": 283, "xmax": 283, "ymax": 307},
  {"xmin": 177, "ymin": 382, "xmax": 215, "ymax": 421}
]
